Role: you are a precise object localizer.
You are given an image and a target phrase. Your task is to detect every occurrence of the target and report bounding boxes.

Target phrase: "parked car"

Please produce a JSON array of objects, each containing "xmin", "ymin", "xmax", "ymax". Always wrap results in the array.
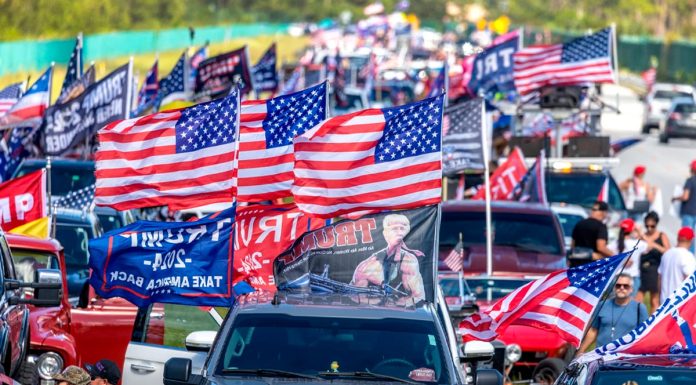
[
  {"xmin": 642, "ymin": 83, "xmax": 696, "ymax": 133},
  {"xmin": 157, "ymin": 292, "xmax": 502, "ymax": 385},
  {"xmin": 0, "ymin": 231, "xmax": 61, "ymax": 380},
  {"xmin": 440, "ymin": 201, "xmax": 572, "ymax": 382},
  {"xmin": 13, "ymin": 158, "xmax": 95, "ymax": 197},
  {"xmin": 550, "ymin": 203, "xmax": 588, "ymax": 253},
  {"xmin": 557, "ymin": 354, "xmax": 696, "ymax": 385},
  {"xmin": 93, "ymin": 206, "xmax": 135, "ymax": 233},
  {"xmin": 7, "ymin": 232, "xmax": 140, "ymax": 384},
  {"xmin": 659, "ymin": 97, "xmax": 696, "ymax": 143}
]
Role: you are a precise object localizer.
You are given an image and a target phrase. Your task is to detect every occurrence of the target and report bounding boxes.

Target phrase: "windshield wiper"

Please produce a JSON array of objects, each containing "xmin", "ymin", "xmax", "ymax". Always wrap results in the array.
[
  {"xmin": 222, "ymin": 368, "xmax": 319, "ymax": 379},
  {"xmin": 318, "ymin": 371, "xmax": 417, "ymax": 384}
]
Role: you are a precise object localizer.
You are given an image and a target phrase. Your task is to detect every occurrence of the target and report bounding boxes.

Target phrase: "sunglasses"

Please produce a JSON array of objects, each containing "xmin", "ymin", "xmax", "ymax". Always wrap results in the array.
[
  {"xmin": 645, "ymin": 224, "xmax": 656, "ymax": 229},
  {"xmin": 615, "ymin": 283, "xmax": 631, "ymax": 290}
]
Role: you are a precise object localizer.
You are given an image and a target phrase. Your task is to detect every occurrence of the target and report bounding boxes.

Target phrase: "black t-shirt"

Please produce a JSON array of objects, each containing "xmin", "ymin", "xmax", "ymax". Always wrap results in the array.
[
  {"xmin": 682, "ymin": 176, "xmax": 696, "ymax": 216},
  {"xmin": 572, "ymin": 217, "xmax": 608, "ymax": 251}
]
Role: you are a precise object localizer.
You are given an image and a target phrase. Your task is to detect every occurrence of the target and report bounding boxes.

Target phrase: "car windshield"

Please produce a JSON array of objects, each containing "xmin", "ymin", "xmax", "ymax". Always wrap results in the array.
[
  {"xmin": 675, "ymin": 103, "xmax": 696, "ymax": 113},
  {"xmin": 440, "ymin": 211, "xmax": 562, "ymax": 255},
  {"xmin": 546, "ymin": 173, "xmax": 626, "ymax": 210},
  {"xmin": 654, "ymin": 90, "xmax": 693, "ymax": 100},
  {"xmin": 217, "ymin": 314, "xmax": 451, "ymax": 384},
  {"xmin": 15, "ymin": 164, "xmax": 95, "ymax": 197},
  {"xmin": 591, "ymin": 369, "xmax": 696, "ymax": 385},
  {"xmin": 465, "ymin": 278, "xmax": 532, "ymax": 302},
  {"xmin": 11, "ymin": 249, "xmax": 60, "ymax": 284},
  {"xmin": 97, "ymin": 213, "xmax": 123, "ymax": 233},
  {"xmin": 556, "ymin": 212, "xmax": 585, "ymax": 237},
  {"xmin": 439, "ymin": 277, "xmax": 473, "ymax": 298},
  {"xmin": 55, "ymin": 223, "xmax": 92, "ymax": 298}
]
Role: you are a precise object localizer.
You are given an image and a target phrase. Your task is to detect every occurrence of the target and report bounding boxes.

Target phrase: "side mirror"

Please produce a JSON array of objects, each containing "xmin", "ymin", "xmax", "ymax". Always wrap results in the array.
[
  {"xmin": 164, "ymin": 358, "xmax": 205, "ymax": 385},
  {"xmin": 35, "ymin": 269, "xmax": 63, "ymax": 304},
  {"xmin": 185, "ymin": 331, "xmax": 216, "ymax": 352},
  {"xmin": 6, "ymin": 269, "xmax": 62, "ymax": 307},
  {"xmin": 460, "ymin": 341, "xmax": 495, "ymax": 363},
  {"xmin": 474, "ymin": 369, "xmax": 504, "ymax": 385}
]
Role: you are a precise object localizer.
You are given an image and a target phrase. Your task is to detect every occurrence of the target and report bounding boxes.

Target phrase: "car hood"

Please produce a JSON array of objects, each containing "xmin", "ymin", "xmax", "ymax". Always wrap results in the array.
[
  {"xmin": 210, "ymin": 377, "xmax": 418, "ymax": 385},
  {"xmin": 496, "ymin": 325, "xmax": 567, "ymax": 352},
  {"xmin": 439, "ymin": 245, "xmax": 566, "ymax": 275}
]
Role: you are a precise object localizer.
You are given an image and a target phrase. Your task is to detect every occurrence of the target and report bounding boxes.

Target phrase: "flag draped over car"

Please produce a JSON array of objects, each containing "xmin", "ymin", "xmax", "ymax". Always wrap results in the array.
[
  {"xmin": 292, "ymin": 94, "xmax": 445, "ymax": 218},
  {"xmin": 94, "ymin": 88, "xmax": 239, "ymax": 211},
  {"xmin": 513, "ymin": 28, "xmax": 615, "ymax": 95},
  {"xmin": 460, "ymin": 252, "xmax": 630, "ymax": 347}
]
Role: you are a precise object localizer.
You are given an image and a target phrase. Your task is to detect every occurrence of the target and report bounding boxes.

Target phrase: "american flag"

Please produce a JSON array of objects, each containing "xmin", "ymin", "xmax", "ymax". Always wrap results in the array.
[
  {"xmin": 0, "ymin": 83, "xmax": 24, "ymax": 117},
  {"xmin": 460, "ymin": 252, "xmax": 630, "ymax": 347},
  {"xmin": 237, "ymin": 82, "xmax": 327, "ymax": 202},
  {"xmin": 135, "ymin": 60, "xmax": 159, "ymax": 115},
  {"xmin": 0, "ymin": 67, "xmax": 52, "ymax": 129},
  {"xmin": 442, "ymin": 98, "xmax": 485, "ymax": 174},
  {"xmin": 54, "ymin": 183, "xmax": 95, "ymax": 210},
  {"xmin": 95, "ymin": 88, "xmax": 239, "ymax": 211},
  {"xmin": 189, "ymin": 44, "xmax": 208, "ymax": 87},
  {"xmin": 427, "ymin": 64, "xmax": 447, "ymax": 98},
  {"xmin": 252, "ymin": 43, "xmax": 278, "ymax": 93},
  {"xmin": 0, "ymin": 126, "xmax": 33, "ymax": 182},
  {"xmin": 157, "ymin": 52, "xmax": 188, "ymax": 110},
  {"xmin": 292, "ymin": 94, "xmax": 445, "ymax": 218},
  {"xmin": 514, "ymin": 28, "xmax": 615, "ymax": 95},
  {"xmin": 59, "ymin": 35, "xmax": 83, "ymax": 101},
  {"xmin": 444, "ymin": 237, "xmax": 464, "ymax": 272}
]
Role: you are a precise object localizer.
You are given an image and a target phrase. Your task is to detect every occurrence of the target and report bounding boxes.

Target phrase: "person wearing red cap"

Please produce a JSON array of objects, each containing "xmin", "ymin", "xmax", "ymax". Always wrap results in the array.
[
  {"xmin": 608, "ymin": 218, "xmax": 647, "ymax": 300},
  {"xmin": 672, "ymin": 160, "xmax": 696, "ymax": 254},
  {"xmin": 620, "ymin": 165, "xmax": 656, "ymax": 221},
  {"xmin": 658, "ymin": 226, "xmax": 696, "ymax": 304}
]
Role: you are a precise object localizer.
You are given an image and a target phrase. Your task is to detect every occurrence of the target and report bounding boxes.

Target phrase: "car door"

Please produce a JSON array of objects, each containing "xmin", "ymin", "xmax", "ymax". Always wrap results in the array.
[
  {"xmin": 0, "ymin": 234, "xmax": 29, "ymax": 375},
  {"xmin": 122, "ymin": 303, "xmax": 221, "ymax": 385}
]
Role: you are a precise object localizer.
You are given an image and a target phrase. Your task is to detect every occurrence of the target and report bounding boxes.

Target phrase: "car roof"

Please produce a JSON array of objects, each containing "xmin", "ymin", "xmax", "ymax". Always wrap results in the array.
[
  {"xmin": 19, "ymin": 157, "xmax": 95, "ymax": 169},
  {"xmin": 599, "ymin": 354, "xmax": 696, "ymax": 369},
  {"xmin": 550, "ymin": 203, "xmax": 588, "ymax": 217},
  {"xmin": 5, "ymin": 233, "xmax": 62, "ymax": 253},
  {"xmin": 442, "ymin": 200, "xmax": 554, "ymax": 216},
  {"xmin": 234, "ymin": 292, "xmax": 434, "ymax": 321},
  {"xmin": 652, "ymin": 83, "xmax": 695, "ymax": 93}
]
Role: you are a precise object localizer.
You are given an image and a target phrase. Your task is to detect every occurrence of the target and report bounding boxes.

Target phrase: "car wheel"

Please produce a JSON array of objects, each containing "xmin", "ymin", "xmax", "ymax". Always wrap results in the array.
[
  {"xmin": 17, "ymin": 358, "xmax": 37, "ymax": 385},
  {"xmin": 532, "ymin": 357, "xmax": 565, "ymax": 385},
  {"xmin": 659, "ymin": 133, "xmax": 669, "ymax": 143}
]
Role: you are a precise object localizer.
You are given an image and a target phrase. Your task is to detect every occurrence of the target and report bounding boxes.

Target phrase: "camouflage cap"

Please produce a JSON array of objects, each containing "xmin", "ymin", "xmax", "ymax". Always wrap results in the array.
[{"xmin": 53, "ymin": 365, "xmax": 91, "ymax": 385}]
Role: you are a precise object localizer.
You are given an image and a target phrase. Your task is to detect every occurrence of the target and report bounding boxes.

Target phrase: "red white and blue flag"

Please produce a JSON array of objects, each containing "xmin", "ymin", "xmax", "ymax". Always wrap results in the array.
[
  {"xmin": 514, "ymin": 28, "xmax": 615, "ymax": 95},
  {"xmin": 134, "ymin": 60, "xmax": 159, "ymax": 116},
  {"xmin": 0, "ymin": 83, "xmax": 24, "ymax": 117},
  {"xmin": 95, "ymin": 88, "xmax": 239, "ymax": 211},
  {"xmin": 189, "ymin": 44, "xmax": 208, "ymax": 87},
  {"xmin": 252, "ymin": 43, "xmax": 278, "ymax": 93},
  {"xmin": 279, "ymin": 66, "xmax": 305, "ymax": 96},
  {"xmin": 236, "ymin": 82, "xmax": 327, "ymax": 202},
  {"xmin": 460, "ymin": 252, "xmax": 630, "ymax": 347},
  {"xmin": 427, "ymin": 64, "xmax": 447, "ymax": 98},
  {"xmin": 292, "ymin": 94, "xmax": 445, "ymax": 218},
  {"xmin": 0, "ymin": 67, "xmax": 52, "ymax": 129},
  {"xmin": 59, "ymin": 34, "xmax": 83, "ymax": 101},
  {"xmin": 579, "ymin": 270, "xmax": 696, "ymax": 361},
  {"xmin": 511, "ymin": 150, "xmax": 547, "ymax": 205},
  {"xmin": 597, "ymin": 176, "xmax": 610, "ymax": 203}
]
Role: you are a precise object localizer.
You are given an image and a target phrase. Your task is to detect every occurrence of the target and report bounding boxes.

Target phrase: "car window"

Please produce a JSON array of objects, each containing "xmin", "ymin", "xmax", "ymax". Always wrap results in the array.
[
  {"xmin": 546, "ymin": 173, "xmax": 626, "ymax": 210},
  {"xmin": 97, "ymin": 213, "xmax": 123, "ymax": 233},
  {"xmin": 653, "ymin": 90, "xmax": 693, "ymax": 100},
  {"xmin": 465, "ymin": 278, "xmax": 532, "ymax": 302},
  {"xmin": 11, "ymin": 249, "xmax": 60, "ymax": 283},
  {"xmin": 218, "ymin": 313, "xmax": 450, "ymax": 384},
  {"xmin": 591, "ymin": 369, "xmax": 696, "ymax": 385},
  {"xmin": 55, "ymin": 223, "xmax": 91, "ymax": 298},
  {"xmin": 142, "ymin": 304, "xmax": 226, "ymax": 348},
  {"xmin": 15, "ymin": 164, "xmax": 95, "ymax": 196},
  {"xmin": 440, "ymin": 211, "xmax": 562, "ymax": 255},
  {"xmin": 556, "ymin": 213, "xmax": 585, "ymax": 237}
]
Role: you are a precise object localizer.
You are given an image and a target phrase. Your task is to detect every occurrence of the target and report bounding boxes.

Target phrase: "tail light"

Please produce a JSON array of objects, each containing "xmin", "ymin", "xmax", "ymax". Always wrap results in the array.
[{"xmin": 669, "ymin": 112, "xmax": 682, "ymax": 121}]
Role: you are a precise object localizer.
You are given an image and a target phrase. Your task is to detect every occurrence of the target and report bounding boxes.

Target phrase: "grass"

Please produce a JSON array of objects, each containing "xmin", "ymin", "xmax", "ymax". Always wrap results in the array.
[
  {"xmin": 0, "ymin": 34, "xmax": 309, "ymax": 103},
  {"xmin": 162, "ymin": 303, "xmax": 230, "ymax": 347}
]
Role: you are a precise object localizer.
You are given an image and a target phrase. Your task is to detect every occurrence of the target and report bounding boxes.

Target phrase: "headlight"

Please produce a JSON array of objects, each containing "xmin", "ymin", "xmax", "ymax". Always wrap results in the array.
[
  {"xmin": 505, "ymin": 344, "xmax": 522, "ymax": 364},
  {"xmin": 37, "ymin": 352, "xmax": 63, "ymax": 380}
]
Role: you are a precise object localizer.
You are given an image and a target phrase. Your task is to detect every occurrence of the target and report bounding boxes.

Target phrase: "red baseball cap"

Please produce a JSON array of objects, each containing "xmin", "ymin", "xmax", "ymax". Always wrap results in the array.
[
  {"xmin": 634, "ymin": 165, "xmax": 646, "ymax": 175},
  {"xmin": 620, "ymin": 218, "xmax": 635, "ymax": 233},
  {"xmin": 678, "ymin": 227, "xmax": 695, "ymax": 241},
  {"xmin": 691, "ymin": 160, "xmax": 696, "ymax": 171}
]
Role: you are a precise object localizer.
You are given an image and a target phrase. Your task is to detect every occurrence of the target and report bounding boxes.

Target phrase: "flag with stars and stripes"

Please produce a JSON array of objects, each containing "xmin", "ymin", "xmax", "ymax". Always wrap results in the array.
[
  {"xmin": 135, "ymin": 60, "xmax": 159, "ymax": 116},
  {"xmin": 54, "ymin": 183, "xmax": 95, "ymax": 210},
  {"xmin": 511, "ymin": 150, "xmax": 547, "ymax": 205},
  {"xmin": 292, "ymin": 94, "xmax": 445, "ymax": 218},
  {"xmin": 460, "ymin": 252, "xmax": 631, "ymax": 347},
  {"xmin": 279, "ymin": 66, "xmax": 305, "ymax": 96},
  {"xmin": 95, "ymin": 88, "xmax": 240, "ymax": 211},
  {"xmin": 157, "ymin": 52, "xmax": 189, "ymax": 110},
  {"xmin": 0, "ymin": 67, "xmax": 52, "ymax": 129},
  {"xmin": 514, "ymin": 28, "xmax": 615, "ymax": 95},
  {"xmin": 236, "ymin": 82, "xmax": 327, "ymax": 202},
  {"xmin": 252, "ymin": 43, "xmax": 278, "ymax": 93},
  {"xmin": 59, "ymin": 35, "xmax": 83, "ymax": 101},
  {"xmin": 189, "ymin": 44, "xmax": 208, "ymax": 88},
  {"xmin": 442, "ymin": 98, "xmax": 485, "ymax": 175},
  {"xmin": 0, "ymin": 126, "xmax": 34, "ymax": 182},
  {"xmin": 56, "ymin": 65, "xmax": 96, "ymax": 104},
  {"xmin": 0, "ymin": 83, "xmax": 24, "ymax": 117}
]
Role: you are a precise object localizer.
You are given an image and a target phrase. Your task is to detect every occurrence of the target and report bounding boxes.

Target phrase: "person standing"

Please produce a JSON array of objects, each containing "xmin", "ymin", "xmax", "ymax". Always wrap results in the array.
[
  {"xmin": 672, "ymin": 160, "xmax": 696, "ymax": 254},
  {"xmin": 620, "ymin": 165, "xmax": 656, "ymax": 220},
  {"xmin": 658, "ymin": 227, "xmax": 696, "ymax": 304},
  {"xmin": 578, "ymin": 273, "xmax": 648, "ymax": 353},
  {"xmin": 570, "ymin": 201, "xmax": 614, "ymax": 267},
  {"xmin": 639, "ymin": 211, "xmax": 671, "ymax": 312},
  {"xmin": 608, "ymin": 218, "xmax": 647, "ymax": 300}
]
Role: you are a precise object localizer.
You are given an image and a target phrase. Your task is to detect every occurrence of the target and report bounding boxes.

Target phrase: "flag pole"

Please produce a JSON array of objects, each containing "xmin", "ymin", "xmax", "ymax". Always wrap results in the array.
[
  {"xmin": 482, "ymin": 101, "xmax": 493, "ymax": 277},
  {"xmin": 611, "ymin": 23, "xmax": 619, "ymax": 85},
  {"xmin": 46, "ymin": 157, "xmax": 52, "ymax": 217},
  {"xmin": 77, "ymin": 32, "xmax": 83, "ymax": 80}
]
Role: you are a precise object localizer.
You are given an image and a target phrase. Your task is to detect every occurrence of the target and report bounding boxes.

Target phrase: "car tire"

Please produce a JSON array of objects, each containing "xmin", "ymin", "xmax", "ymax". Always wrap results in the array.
[
  {"xmin": 17, "ymin": 358, "xmax": 37, "ymax": 385},
  {"xmin": 532, "ymin": 357, "xmax": 565, "ymax": 385},
  {"xmin": 659, "ymin": 133, "xmax": 669, "ymax": 143}
]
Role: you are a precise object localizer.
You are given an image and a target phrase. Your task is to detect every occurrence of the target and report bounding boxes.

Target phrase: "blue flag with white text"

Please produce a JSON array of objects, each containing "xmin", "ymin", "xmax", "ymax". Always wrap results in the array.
[{"xmin": 468, "ymin": 31, "xmax": 520, "ymax": 97}]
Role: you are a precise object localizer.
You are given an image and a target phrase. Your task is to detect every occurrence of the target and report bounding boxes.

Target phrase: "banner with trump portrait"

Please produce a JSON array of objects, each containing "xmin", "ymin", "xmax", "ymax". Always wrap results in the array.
[{"xmin": 273, "ymin": 205, "xmax": 439, "ymax": 304}]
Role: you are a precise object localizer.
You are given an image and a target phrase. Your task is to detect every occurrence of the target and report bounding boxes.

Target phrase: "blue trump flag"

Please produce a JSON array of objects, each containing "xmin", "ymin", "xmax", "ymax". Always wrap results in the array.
[
  {"xmin": 88, "ymin": 207, "xmax": 253, "ymax": 307},
  {"xmin": 468, "ymin": 31, "xmax": 520, "ymax": 97}
]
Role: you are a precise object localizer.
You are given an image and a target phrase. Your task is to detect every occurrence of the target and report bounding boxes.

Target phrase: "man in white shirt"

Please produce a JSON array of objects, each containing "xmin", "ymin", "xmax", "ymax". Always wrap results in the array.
[{"xmin": 658, "ymin": 227, "xmax": 696, "ymax": 303}]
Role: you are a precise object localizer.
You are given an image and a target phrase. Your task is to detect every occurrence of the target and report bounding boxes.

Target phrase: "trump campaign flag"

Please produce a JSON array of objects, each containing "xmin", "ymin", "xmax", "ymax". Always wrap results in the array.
[
  {"xmin": 89, "ymin": 206, "xmax": 253, "ymax": 307},
  {"xmin": 237, "ymin": 82, "xmax": 327, "ymax": 202},
  {"xmin": 292, "ymin": 95, "xmax": 446, "ymax": 218},
  {"xmin": 514, "ymin": 28, "xmax": 615, "ymax": 94},
  {"xmin": 579, "ymin": 270, "xmax": 696, "ymax": 362},
  {"xmin": 460, "ymin": 252, "xmax": 630, "ymax": 347},
  {"xmin": 0, "ymin": 67, "xmax": 52, "ymax": 129},
  {"xmin": 0, "ymin": 169, "xmax": 47, "ymax": 231},
  {"xmin": 195, "ymin": 46, "xmax": 253, "ymax": 98},
  {"xmin": 472, "ymin": 146, "xmax": 527, "ymax": 200},
  {"xmin": 94, "ymin": 88, "xmax": 239, "ymax": 211},
  {"xmin": 466, "ymin": 30, "xmax": 520, "ymax": 96},
  {"xmin": 252, "ymin": 43, "xmax": 278, "ymax": 93}
]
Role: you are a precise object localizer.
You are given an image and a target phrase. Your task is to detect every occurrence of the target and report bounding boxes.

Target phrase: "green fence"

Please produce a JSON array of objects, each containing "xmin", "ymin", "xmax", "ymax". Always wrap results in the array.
[{"xmin": 0, "ymin": 23, "xmax": 288, "ymax": 76}]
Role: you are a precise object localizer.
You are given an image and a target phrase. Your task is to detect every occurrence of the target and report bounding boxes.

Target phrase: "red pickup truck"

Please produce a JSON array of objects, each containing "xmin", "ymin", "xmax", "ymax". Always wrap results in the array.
[{"xmin": 7, "ymin": 234, "xmax": 141, "ymax": 384}]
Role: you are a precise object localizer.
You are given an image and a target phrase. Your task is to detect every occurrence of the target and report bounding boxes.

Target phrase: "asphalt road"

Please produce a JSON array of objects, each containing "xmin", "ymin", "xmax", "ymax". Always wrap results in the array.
[{"xmin": 600, "ymin": 83, "xmax": 694, "ymax": 240}]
